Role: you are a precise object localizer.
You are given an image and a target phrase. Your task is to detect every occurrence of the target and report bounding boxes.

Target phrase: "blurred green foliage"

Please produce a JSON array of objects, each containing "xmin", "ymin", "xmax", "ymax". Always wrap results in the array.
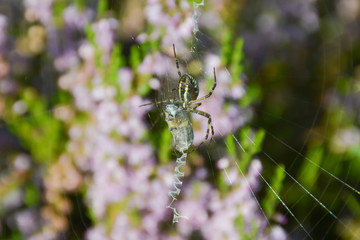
[{"xmin": 4, "ymin": 89, "xmax": 65, "ymax": 164}]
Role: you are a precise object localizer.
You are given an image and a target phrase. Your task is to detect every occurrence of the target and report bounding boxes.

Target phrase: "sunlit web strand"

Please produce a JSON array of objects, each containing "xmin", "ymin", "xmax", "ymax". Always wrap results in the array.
[
  {"xmin": 240, "ymin": 125, "xmax": 360, "ymax": 238},
  {"xmin": 222, "ymin": 130, "xmax": 314, "ymax": 239},
  {"xmin": 261, "ymin": 151, "xmax": 358, "ymax": 238},
  {"xmin": 257, "ymin": 172, "xmax": 313, "ymax": 240},
  {"xmin": 265, "ymin": 129, "xmax": 360, "ymax": 196},
  {"xmin": 216, "ymin": 129, "xmax": 273, "ymax": 236}
]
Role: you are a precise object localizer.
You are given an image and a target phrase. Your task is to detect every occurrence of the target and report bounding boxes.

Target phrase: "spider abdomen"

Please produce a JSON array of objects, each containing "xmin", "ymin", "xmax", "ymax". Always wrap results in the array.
[
  {"xmin": 163, "ymin": 103, "xmax": 194, "ymax": 152},
  {"xmin": 179, "ymin": 73, "xmax": 199, "ymax": 103}
]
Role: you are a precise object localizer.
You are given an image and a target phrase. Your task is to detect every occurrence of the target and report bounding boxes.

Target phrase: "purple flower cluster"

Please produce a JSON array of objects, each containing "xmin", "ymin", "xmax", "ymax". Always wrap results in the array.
[
  {"xmin": 172, "ymin": 159, "xmax": 286, "ymax": 240},
  {"xmin": 0, "ymin": 1, "xmax": 288, "ymax": 239},
  {"xmin": 137, "ymin": 0, "xmax": 250, "ymax": 145},
  {"xmin": 55, "ymin": 17, "xmax": 173, "ymax": 239},
  {"xmin": 67, "ymin": 1, "xmax": 284, "ymax": 238},
  {"xmin": 24, "ymin": 0, "xmax": 53, "ymax": 25},
  {"xmin": 192, "ymin": 53, "xmax": 250, "ymax": 144},
  {"xmin": 53, "ymin": 5, "xmax": 94, "ymax": 72},
  {"xmin": 140, "ymin": 0, "xmax": 193, "ymax": 50}
]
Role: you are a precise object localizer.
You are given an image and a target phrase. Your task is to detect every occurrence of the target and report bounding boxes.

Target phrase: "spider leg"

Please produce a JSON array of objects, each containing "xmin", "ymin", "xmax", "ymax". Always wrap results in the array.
[
  {"xmin": 138, "ymin": 99, "xmax": 177, "ymax": 107},
  {"xmin": 189, "ymin": 67, "xmax": 217, "ymax": 104},
  {"xmin": 173, "ymin": 44, "xmax": 182, "ymax": 78},
  {"xmin": 189, "ymin": 109, "xmax": 214, "ymax": 150},
  {"xmin": 190, "ymin": 103, "xmax": 202, "ymax": 110}
]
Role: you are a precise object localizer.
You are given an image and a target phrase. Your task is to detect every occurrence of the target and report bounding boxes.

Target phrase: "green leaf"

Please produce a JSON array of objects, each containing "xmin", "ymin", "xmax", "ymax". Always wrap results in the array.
[
  {"xmin": 84, "ymin": 23, "xmax": 96, "ymax": 46},
  {"xmin": 298, "ymin": 147, "xmax": 323, "ymax": 191},
  {"xmin": 130, "ymin": 45, "xmax": 141, "ymax": 72},
  {"xmin": 25, "ymin": 184, "xmax": 39, "ymax": 206},
  {"xmin": 220, "ymin": 29, "xmax": 233, "ymax": 66},
  {"xmin": 159, "ymin": 128, "xmax": 172, "ymax": 164},
  {"xmin": 225, "ymin": 134, "xmax": 237, "ymax": 158},
  {"xmin": 97, "ymin": 0, "xmax": 108, "ymax": 16},
  {"xmin": 239, "ymin": 83, "xmax": 261, "ymax": 107},
  {"xmin": 262, "ymin": 164, "xmax": 286, "ymax": 219},
  {"xmin": 230, "ymin": 38, "xmax": 244, "ymax": 79},
  {"xmin": 253, "ymin": 129, "xmax": 265, "ymax": 153}
]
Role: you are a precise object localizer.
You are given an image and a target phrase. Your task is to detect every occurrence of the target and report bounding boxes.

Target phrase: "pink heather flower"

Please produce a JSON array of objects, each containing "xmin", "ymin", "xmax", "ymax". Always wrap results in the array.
[
  {"xmin": 143, "ymin": 0, "xmax": 194, "ymax": 48},
  {"xmin": 72, "ymin": 85, "xmax": 94, "ymax": 111},
  {"xmin": 58, "ymin": 70, "xmax": 77, "ymax": 90},
  {"xmin": 231, "ymin": 84, "xmax": 246, "ymax": 99},
  {"xmin": 68, "ymin": 125, "xmax": 82, "ymax": 140},
  {"xmin": 217, "ymin": 157, "xmax": 230, "ymax": 169},
  {"xmin": 2, "ymin": 189, "xmax": 23, "ymax": 211},
  {"xmin": 91, "ymin": 85, "xmax": 117, "ymax": 101},
  {"xmin": 142, "ymin": 214, "xmax": 160, "ymax": 236},
  {"xmin": 194, "ymin": 167, "xmax": 208, "ymax": 180},
  {"xmin": 191, "ymin": 68, "xmax": 248, "ymax": 144},
  {"xmin": 177, "ymin": 182, "xmax": 212, "ymax": 235},
  {"xmin": 268, "ymin": 226, "xmax": 287, "ymax": 240},
  {"xmin": 116, "ymin": 95, "xmax": 150, "ymax": 140},
  {"xmin": 118, "ymin": 67, "xmax": 133, "ymax": 94},
  {"xmin": 28, "ymin": 229, "xmax": 57, "ymax": 240},
  {"xmin": 13, "ymin": 154, "xmax": 31, "ymax": 172},
  {"xmin": 247, "ymin": 159, "xmax": 263, "ymax": 190},
  {"xmin": 0, "ymin": 78, "xmax": 17, "ymax": 94},
  {"xmin": 92, "ymin": 18, "xmax": 118, "ymax": 62},
  {"xmin": 179, "ymin": 0, "xmax": 190, "ymax": 10},
  {"xmin": 88, "ymin": 158, "xmax": 128, "ymax": 217},
  {"xmin": 166, "ymin": 0, "xmax": 177, "ymax": 9},
  {"xmin": 128, "ymin": 95, "xmax": 151, "ymax": 118},
  {"xmin": 94, "ymin": 100, "xmax": 121, "ymax": 134},
  {"xmin": 149, "ymin": 78, "xmax": 161, "ymax": 90},
  {"xmin": 273, "ymin": 213, "xmax": 288, "ymax": 225},
  {"xmin": 200, "ymin": 11, "xmax": 223, "ymax": 30},
  {"xmin": 145, "ymin": 1, "xmax": 169, "ymax": 26},
  {"xmin": 63, "ymin": 5, "xmax": 94, "ymax": 30},
  {"xmin": 15, "ymin": 209, "xmax": 38, "ymax": 235},
  {"xmin": 78, "ymin": 42, "xmax": 95, "ymax": 62},
  {"xmin": 170, "ymin": 159, "xmax": 270, "ymax": 240},
  {"xmin": 138, "ymin": 52, "xmax": 178, "ymax": 78},
  {"xmin": 86, "ymin": 225, "xmax": 110, "ymax": 240},
  {"xmin": 12, "ymin": 100, "xmax": 28, "ymax": 115},
  {"xmin": 110, "ymin": 214, "xmax": 143, "ymax": 240},
  {"xmin": 143, "ymin": 179, "xmax": 170, "ymax": 218},
  {"xmin": 54, "ymin": 50, "xmax": 79, "ymax": 72},
  {"xmin": 125, "ymin": 143, "xmax": 155, "ymax": 166},
  {"xmin": 24, "ymin": 0, "xmax": 53, "ymax": 25},
  {"xmin": 0, "ymin": 15, "xmax": 7, "ymax": 52},
  {"xmin": 165, "ymin": 15, "xmax": 194, "ymax": 45},
  {"xmin": 138, "ymin": 54, "xmax": 154, "ymax": 75},
  {"xmin": 204, "ymin": 54, "xmax": 221, "ymax": 74},
  {"xmin": 88, "ymin": 134, "xmax": 123, "ymax": 165},
  {"xmin": 136, "ymin": 33, "xmax": 147, "ymax": 43}
]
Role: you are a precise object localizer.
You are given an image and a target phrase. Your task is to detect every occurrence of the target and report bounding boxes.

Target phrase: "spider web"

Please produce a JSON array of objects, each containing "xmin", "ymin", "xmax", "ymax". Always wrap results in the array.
[
  {"xmin": 184, "ymin": 1, "xmax": 360, "ymax": 240},
  {"xmin": 1, "ymin": 1, "xmax": 358, "ymax": 240},
  {"xmin": 53, "ymin": 1, "xmax": 359, "ymax": 238}
]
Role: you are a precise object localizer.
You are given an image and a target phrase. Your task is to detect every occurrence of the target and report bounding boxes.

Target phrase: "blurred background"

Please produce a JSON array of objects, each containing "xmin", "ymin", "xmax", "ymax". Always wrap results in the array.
[{"xmin": 0, "ymin": 0, "xmax": 360, "ymax": 239}]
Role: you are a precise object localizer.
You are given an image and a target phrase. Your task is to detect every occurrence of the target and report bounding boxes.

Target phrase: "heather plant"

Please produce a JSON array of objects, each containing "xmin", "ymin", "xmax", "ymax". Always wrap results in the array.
[
  {"xmin": 1, "ymin": 0, "xmax": 360, "ymax": 240},
  {"xmin": 0, "ymin": 1, "xmax": 286, "ymax": 240}
]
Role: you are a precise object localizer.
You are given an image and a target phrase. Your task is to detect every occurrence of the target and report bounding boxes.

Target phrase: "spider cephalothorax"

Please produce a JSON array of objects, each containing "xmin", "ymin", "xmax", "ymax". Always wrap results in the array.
[
  {"xmin": 178, "ymin": 73, "xmax": 199, "ymax": 105},
  {"xmin": 171, "ymin": 44, "xmax": 216, "ymax": 148}
]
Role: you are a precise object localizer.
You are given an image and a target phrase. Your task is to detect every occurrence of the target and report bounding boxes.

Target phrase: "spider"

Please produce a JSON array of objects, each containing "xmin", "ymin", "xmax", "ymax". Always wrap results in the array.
[{"xmin": 141, "ymin": 44, "xmax": 217, "ymax": 149}]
